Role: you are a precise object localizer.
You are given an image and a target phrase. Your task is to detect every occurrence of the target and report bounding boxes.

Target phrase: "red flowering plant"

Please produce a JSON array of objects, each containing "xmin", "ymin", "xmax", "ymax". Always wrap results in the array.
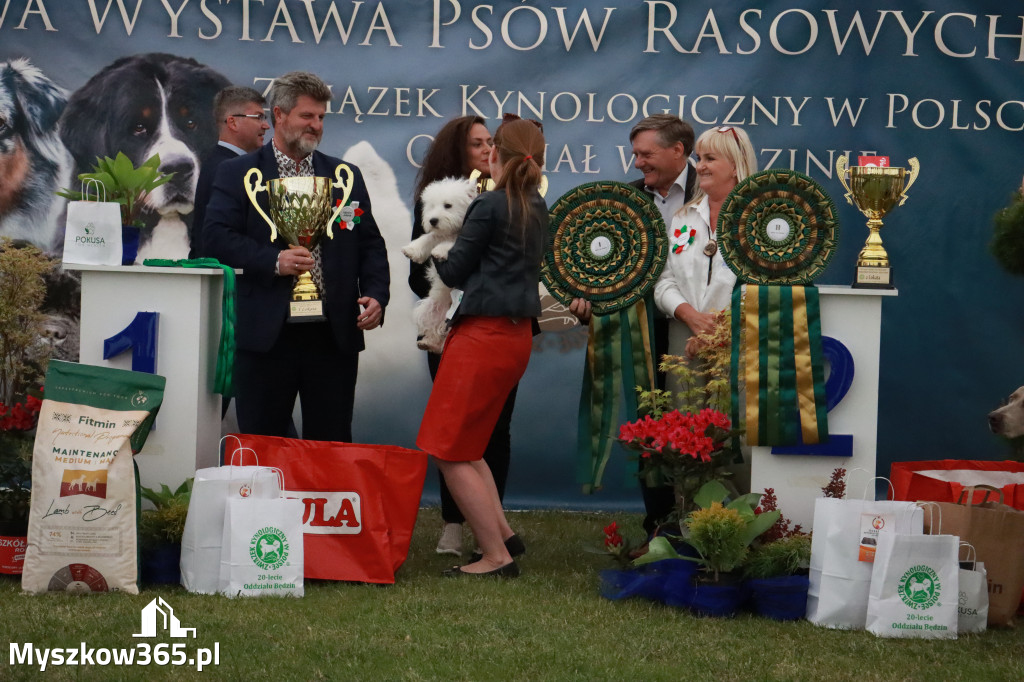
[
  {"xmin": 0, "ymin": 389, "xmax": 42, "ymax": 525},
  {"xmin": 619, "ymin": 407, "xmax": 736, "ymax": 517}
]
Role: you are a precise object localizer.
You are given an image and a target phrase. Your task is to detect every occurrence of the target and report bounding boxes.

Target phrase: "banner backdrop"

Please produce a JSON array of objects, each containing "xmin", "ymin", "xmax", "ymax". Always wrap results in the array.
[{"xmin": 3, "ymin": 1, "xmax": 1022, "ymax": 510}]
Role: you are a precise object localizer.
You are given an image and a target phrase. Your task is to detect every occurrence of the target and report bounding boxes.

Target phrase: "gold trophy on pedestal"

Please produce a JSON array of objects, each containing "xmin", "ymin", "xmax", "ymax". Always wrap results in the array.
[
  {"xmin": 244, "ymin": 164, "xmax": 353, "ymax": 321},
  {"xmin": 835, "ymin": 155, "xmax": 919, "ymax": 289}
]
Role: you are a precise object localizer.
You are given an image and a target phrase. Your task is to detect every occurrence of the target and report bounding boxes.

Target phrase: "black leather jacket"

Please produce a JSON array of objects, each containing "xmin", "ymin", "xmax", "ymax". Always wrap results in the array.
[{"xmin": 434, "ymin": 188, "xmax": 545, "ymax": 320}]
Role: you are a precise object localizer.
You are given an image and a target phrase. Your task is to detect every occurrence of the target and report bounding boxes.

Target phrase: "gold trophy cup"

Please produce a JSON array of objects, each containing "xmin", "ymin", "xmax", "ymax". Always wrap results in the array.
[
  {"xmin": 244, "ymin": 164, "xmax": 353, "ymax": 321},
  {"xmin": 835, "ymin": 154, "xmax": 919, "ymax": 288}
]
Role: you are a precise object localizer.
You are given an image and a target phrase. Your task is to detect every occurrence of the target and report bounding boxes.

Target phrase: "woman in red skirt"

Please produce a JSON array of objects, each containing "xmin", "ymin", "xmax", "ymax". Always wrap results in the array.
[{"xmin": 416, "ymin": 117, "xmax": 547, "ymax": 578}]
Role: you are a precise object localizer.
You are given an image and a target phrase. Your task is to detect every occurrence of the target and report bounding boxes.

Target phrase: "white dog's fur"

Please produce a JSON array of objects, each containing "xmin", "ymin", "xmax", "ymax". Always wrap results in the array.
[
  {"xmin": 989, "ymin": 386, "xmax": 1024, "ymax": 439},
  {"xmin": 401, "ymin": 176, "xmax": 477, "ymax": 353}
]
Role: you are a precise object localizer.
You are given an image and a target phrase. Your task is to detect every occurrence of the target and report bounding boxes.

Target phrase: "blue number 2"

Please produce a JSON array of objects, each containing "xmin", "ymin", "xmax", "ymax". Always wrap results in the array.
[
  {"xmin": 103, "ymin": 312, "xmax": 159, "ymax": 374},
  {"xmin": 770, "ymin": 335, "xmax": 855, "ymax": 457}
]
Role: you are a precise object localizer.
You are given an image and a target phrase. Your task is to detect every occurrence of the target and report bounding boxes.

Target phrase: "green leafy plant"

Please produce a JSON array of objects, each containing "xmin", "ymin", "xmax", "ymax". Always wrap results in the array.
[
  {"xmin": 138, "ymin": 478, "xmax": 192, "ymax": 547},
  {"xmin": 58, "ymin": 152, "xmax": 174, "ymax": 227},
  {"xmin": 0, "ymin": 239, "xmax": 51, "ymax": 406},
  {"xmin": 743, "ymin": 533, "xmax": 812, "ymax": 579},
  {"xmin": 991, "ymin": 186, "xmax": 1024, "ymax": 276},
  {"xmin": 634, "ymin": 480, "xmax": 780, "ymax": 581}
]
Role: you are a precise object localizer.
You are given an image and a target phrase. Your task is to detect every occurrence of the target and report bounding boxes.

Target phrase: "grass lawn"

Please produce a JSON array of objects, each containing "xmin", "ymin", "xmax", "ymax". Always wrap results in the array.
[{"xmin": 2, "ymin": 508, "xmax": 1023, "ymax": 681}]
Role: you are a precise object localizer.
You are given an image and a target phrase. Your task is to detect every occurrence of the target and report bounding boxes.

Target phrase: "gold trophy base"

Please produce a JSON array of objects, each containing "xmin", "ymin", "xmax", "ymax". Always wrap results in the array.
[
  {"xmin": 853, "ymin": 264, "xmax": 893, "ymax": 289},
  {"xmin": 288, "ymin": 272, "xmax": 326, "ymax": 323}
]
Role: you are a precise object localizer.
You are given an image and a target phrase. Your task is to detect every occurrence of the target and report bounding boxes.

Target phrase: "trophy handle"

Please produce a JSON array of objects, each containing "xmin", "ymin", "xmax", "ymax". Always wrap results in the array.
[
  {"xmin": 325, "ymin": 164, "xmax": 355, "ymax": 238},
  {"xmin": 835, "ymin": 154, "xmax": 854, "ymax": 206},
  {"xmin": 898, "ymin": 157, "xmax": 920, "ymax": 207},
  {"xmin": 244, "ymin": 168, "xmax": 279, "ymax": 242}
]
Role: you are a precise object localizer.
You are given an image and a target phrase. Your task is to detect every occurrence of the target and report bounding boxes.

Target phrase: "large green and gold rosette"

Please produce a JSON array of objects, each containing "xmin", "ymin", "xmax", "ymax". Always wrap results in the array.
[
  {"xmin": 543, "ymin": 181, "xmax": 667, "ymax": 314},
  {"xmin": 718, "ymin": 169, "xmax": 839, "ymax": 285}
]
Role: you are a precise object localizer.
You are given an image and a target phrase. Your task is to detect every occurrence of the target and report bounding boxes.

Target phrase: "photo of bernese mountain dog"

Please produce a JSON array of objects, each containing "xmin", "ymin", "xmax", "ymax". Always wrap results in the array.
[{"xmin": 59, "ymin": 53, "xmax": 229, "ymax": 262}]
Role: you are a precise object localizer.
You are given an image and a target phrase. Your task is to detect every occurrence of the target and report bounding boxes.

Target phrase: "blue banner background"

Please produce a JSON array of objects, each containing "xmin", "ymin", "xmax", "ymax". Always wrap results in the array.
[{"xmin": 4, "ymin": 0, "xmax": 1023, "ymax": 510}]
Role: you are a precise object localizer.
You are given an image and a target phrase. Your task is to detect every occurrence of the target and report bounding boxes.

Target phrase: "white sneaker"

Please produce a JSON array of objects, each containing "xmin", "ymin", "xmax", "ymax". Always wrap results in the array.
[{"xmin": 435, "ymin": 523, "xmax": 463, "ymax": 556}]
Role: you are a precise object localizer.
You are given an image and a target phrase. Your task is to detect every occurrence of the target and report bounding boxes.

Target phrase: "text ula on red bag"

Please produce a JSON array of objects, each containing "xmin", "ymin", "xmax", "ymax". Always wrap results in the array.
[{"xmin": 286, "ymin": 491, "xmax": 362, "ymax": 535}]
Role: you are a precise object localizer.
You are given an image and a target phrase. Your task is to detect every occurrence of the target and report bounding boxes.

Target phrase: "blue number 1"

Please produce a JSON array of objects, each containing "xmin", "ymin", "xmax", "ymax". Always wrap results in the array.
[{"xmin": 103, "ymin": 312, "xmax": 159, "ymax": 374}]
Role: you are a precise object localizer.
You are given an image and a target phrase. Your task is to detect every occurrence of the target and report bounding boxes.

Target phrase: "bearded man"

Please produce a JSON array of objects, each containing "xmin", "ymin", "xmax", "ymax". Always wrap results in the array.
[{"xmin": 204, "ymin": 71, "xmax": 390, "ymax": 442}]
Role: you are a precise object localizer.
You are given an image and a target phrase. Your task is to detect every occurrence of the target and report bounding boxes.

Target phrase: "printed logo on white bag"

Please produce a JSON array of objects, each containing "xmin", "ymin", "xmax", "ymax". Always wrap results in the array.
[
  {"xmin": 249, "ymin": 527, "xmax": 290, "ymax": 570},
  {"xmin": 898, "ymin": 565, "xmax": 941, "ymax": 610},
  {"xmin": 287, "ymin": 490, "xmax": 361, "ymax": 535}
]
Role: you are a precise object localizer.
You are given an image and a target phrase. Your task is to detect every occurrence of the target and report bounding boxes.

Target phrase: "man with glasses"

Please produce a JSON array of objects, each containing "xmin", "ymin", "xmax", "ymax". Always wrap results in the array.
[{"xmin": 191, "ymin": 86, "xmax": 270, "ymax": 257}]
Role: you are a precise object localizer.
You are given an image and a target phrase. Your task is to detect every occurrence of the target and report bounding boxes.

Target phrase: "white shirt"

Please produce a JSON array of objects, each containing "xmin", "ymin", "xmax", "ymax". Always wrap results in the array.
[
  {"xmin": 644, "ymin": 162, "xmax": 692, "ymax": 228},
  {"xmin": 653, "ymin": 195, "xmax": 737, "ymax": 323}
]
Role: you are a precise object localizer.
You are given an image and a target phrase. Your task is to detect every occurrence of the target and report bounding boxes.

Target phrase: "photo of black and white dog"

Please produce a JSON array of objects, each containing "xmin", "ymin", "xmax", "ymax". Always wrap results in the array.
[
  {"xmin": 0, "ymin": 58, "xmax": 72, "ymax": 252},
  {"xmin": 59, "ymin": 53, "xmax": 229, "ymax": 261}
]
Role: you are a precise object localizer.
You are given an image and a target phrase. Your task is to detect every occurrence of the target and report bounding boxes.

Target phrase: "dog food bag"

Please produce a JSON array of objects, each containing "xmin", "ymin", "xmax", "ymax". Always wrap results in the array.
[{"xmin": 21, "ymin": 360, "xmax": 165, "ymax": 595}]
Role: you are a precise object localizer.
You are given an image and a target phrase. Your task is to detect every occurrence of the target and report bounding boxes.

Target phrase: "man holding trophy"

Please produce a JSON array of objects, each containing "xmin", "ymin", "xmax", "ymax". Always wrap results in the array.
[{"xmin": 204, "ymin": 71, "xmax": 390, "ymax": 443}]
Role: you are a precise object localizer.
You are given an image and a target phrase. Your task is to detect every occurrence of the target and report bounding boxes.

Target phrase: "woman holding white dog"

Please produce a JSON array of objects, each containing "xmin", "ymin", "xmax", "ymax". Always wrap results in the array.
[
  {"xmin": 409, "ymin": 116, "xmax": 522, "ymax": 560},
  {"xmin": 416, "ymin": 117, "xmax": 547, "ymax": 577}
]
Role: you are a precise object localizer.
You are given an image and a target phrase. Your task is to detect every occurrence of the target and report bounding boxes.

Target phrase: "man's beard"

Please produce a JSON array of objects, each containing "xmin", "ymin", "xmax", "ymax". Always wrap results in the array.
[{"xmin": 284, "ymin": 128, "xmax": 320, "ymax": 156}]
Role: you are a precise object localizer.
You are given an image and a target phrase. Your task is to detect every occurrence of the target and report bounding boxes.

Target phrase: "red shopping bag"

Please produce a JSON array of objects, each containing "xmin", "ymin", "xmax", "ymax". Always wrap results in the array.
[
  {"xmin": 227, "ymin": 434, "xmax": 427, "ymax": 584},
  {"xmin": 890, "ymin": 460, "xmax": 1024, "ymax": 511}
]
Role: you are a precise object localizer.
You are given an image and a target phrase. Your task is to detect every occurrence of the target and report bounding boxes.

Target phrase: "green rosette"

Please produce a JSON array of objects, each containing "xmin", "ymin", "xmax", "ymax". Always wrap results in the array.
[
  {"xmin": 543, "ymin": 181, "xmax": 667, "ymax": 314},
  {"xmin": 718, "ymin": 169, "xmax": 840, "ymax": 285}
]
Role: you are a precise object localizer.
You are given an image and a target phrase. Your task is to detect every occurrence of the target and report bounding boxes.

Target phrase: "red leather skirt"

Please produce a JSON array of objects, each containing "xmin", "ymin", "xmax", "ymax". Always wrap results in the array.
[{"xmin": 416, "ymin": 316, "xmax": 532, "ymax": 461}]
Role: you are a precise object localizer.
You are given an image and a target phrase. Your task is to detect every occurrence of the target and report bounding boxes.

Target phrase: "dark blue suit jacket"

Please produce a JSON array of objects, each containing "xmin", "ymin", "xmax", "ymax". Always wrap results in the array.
[
  {"xmin": 203, "ymin": 143, "xmax": 390, "ymax": 354},
  {"xmin": 191, "ymin": 143, "xmax": 240, "ymax": 258}
]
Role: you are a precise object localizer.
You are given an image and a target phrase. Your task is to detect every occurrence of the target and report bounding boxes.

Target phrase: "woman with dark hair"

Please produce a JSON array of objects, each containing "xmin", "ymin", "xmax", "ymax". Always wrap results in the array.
[
  {"xmin": 416, "ymin": 118, "xmax": 547, "ymax": 577},
  {"xmin": 409, "ymin": 117, "xmax": 518, "ymax": 559}
]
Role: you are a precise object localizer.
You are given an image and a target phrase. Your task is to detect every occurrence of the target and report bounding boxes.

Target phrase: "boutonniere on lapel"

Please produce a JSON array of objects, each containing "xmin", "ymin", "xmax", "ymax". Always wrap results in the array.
[
  {"xmin": 671, "ymin": 224, "xmax": 697, "ymax": 254},
  {"xmin": 335, "ymin": 199, "xmax": 362, "ymax": 231}
]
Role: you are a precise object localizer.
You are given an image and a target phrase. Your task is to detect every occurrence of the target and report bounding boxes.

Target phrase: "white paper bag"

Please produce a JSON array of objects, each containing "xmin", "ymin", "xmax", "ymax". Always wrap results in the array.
[
  {"xmin": 62, "ymin": 181, "xmax": 123, "ymax": 265},
  {"xmin": 807, "ymin": 497, "xmax": 923, "ymax": 629},
  {"xmin": 219, "ymin": 496, "xmax": 304, "ymax": 598},
  {"xmin": 179, "ymin": 463, "xmax": 282, "ymax": 594},
  {"xmin": 957, "ymin": 554, "xmax": 989, "ymax": 635},
  {"xmin": 866, "ymin": 530, "xmax": 959, "ymax": 638}
]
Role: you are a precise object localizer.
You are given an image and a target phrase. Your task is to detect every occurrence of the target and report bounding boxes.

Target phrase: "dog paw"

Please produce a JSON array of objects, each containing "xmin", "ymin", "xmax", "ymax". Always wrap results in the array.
[
  {"xmin": 430, "ymin": 243, "xmax": 452, "ymax": 261},
  {"xmin": 401, "ymin": 244, "xmax": 426, "ymax": 262}
]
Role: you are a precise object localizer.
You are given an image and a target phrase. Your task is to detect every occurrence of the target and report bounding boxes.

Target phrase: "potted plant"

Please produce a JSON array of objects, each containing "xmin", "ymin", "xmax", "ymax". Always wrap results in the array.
[
  {"xmin": 635, "ymin": 480, "xmax": 780, "ymax": 616},
  {"xmin": 138, "ymin": 478, "xmax": 192, "ymax": 585},
  {"xmin": 0, "ymin": 238, "xmax": 51, "ymax": 575},
  {"xmin": 58, "ymin": 152, "xmax": 174, "ymax": 264}
]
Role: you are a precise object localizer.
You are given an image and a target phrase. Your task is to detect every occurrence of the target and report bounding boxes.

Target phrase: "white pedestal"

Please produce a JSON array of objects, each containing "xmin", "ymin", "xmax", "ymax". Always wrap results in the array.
[
  {"xmin": 64, "ymin": 264, "xmax": 227, "ymax": 491},
  {"xmin": 749, "ymin": 285, "xmax": 897, "ymax": 530}
]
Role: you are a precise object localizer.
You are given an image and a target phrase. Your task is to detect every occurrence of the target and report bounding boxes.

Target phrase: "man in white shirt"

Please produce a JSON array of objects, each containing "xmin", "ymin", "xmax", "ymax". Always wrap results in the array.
[{"xmin": 570, "ymin": 115, "xmax": 699, "ymax": 536}]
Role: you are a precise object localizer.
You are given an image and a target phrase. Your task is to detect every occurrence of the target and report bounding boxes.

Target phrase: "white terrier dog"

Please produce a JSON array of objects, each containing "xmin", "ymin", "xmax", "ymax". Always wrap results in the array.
[{"xmin": 401, "ymin": 176, "xmax": 478, "ymax": 353}]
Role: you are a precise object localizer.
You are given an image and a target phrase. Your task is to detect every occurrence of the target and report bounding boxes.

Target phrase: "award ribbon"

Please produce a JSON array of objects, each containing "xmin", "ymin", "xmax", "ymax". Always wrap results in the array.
[
  {"xmin": 731, "ymin": 283, "xmax": 827, "ymax": 446},
  {"xmin": 577, "ymin": 296, "xmax": 657, "ymax": 493},
  {"xmin": 143, "ymin": 257, "xmax": 236, "ymax": 397}
]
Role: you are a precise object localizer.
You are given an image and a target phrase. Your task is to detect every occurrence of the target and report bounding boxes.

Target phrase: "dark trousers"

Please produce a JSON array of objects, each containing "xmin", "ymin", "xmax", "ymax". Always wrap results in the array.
[
  {"xmin": 427, "ymin": 351, "xmax": 515, "ymax": 524},
  {"xmin": 641, "ymin": 316, "xmax": 676, "ymax": 534},
  {"xmin": 235, "ymin": 322, "xmax": 358, "ymax": 443}
]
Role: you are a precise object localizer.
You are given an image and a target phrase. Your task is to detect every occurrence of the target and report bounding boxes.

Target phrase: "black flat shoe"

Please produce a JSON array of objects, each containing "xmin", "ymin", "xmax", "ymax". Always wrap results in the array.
[
  {"xmin": 441, "ymin": 561, "xmax": 520, "ymax": 578},
  {"xmin": 469, "ymin": 534, "xmax": 526, "ymax": 563}
]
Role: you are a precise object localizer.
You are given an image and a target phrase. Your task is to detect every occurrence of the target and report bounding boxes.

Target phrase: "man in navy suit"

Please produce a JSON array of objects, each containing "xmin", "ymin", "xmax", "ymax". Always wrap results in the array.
[
  {"xmin": 191, "ymin": 86, "xmax": 270, "ymax": 257},
  {"xmin": 204, "ymin": 72, "xmax": 390, "ymax": 442}
]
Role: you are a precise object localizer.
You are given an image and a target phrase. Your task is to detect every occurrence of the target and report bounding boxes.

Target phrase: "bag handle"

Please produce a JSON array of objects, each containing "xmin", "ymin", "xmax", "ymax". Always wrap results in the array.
[
  {"xmin": 860, "ymin": 475, "xmax": 896, "ymax": 502},
  {"xmin": 228, "ymin": 446, "xmax": 259, "ymax": 467},
  {"xmin": 243, "ymin": 466, "xmax": 285, "ymax": 495},
  {"xmin": 959, "ymin": 541, "xmax": 977, "ymax": 568},
  {"xmin": 916, "ymin": 501, "xmax": 942, "ymax": 535},
  {"xmin": 957, "ymin": 484, "xmax": 1004, "ymax": 507},
  {"xmin": 81, "ymin": 178, "xmax": 106, "ymax": 202}
]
